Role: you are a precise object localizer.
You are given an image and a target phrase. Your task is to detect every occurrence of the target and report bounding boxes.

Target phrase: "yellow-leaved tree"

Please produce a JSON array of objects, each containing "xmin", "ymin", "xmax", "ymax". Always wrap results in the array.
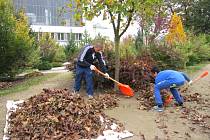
[{"xmin": 166, "ymin": 12, "xmax": 186, "ymax": 45}]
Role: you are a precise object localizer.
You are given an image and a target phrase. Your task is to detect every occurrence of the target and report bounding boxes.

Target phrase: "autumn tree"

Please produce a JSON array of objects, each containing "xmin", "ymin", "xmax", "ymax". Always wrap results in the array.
[
  {"xmin": 165, "ymin": 13, "xmax": 186, "ymax": 45},
  {"xmin": 68, "ymin": 0, "xmax": 162, "ymax": 89}
]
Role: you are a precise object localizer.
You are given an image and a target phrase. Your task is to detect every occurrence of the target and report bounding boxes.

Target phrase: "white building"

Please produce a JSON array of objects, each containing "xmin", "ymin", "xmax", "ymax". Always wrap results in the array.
[
  {"xmin": 13, "ymin": 0, "xmax": 83, "ymax": 46},
  {"xmin": 31, "ymin": 25, "xmax": 84, "ymax": 46},
  {"xmin": 13, "ymin": 0, "xmax": 139, "ymax": 46}
]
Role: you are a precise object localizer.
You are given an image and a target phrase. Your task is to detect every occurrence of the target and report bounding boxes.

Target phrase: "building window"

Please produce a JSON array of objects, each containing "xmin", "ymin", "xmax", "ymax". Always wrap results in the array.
[
  {"xmin": 75, "ymin": 33, "xmax": 82, "ymax": 41},
  {"xmin": 61, "ymin": 33, "xmax": 64, "ymax": 40},
  {"xmin": 79, "ymin": 33, "xmax": 82, "ymax": 40},
  {"xmin": 58, "ymin": 33, "xmax": 64, "ymax": 41},
  {"xmin": 67, "ymin": 33, "xmax": 70, "ymax": 40},
  {"xmin": 51, "ymin": 33, "xmax": 54, "ymax": 39}
]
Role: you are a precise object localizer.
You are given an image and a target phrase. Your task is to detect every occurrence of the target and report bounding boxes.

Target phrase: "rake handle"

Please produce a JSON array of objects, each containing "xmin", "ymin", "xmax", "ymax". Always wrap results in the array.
[
  {"xmin": 178, "ymin": 77, "xmax": 204, "ymax": 92},
  {"xmin": 94, "ymin": 68, "xmax": 121, "ymax": 85},
  {"xmin": 191, "ymin": 71, "xmax": 208, "ymax": 84},
  {"xmin": 192, "ymin": 77, "xmax": 202, "ymax": 84}
]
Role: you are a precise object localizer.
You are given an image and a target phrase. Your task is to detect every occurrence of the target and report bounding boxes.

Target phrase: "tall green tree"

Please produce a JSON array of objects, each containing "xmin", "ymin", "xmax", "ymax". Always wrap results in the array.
[
  {"xmin": 68, "ymin": 0, "xmax": 162, "ymax": 89},
  {"xmin": 38, "ymin": 33, "xmax": 59, "ymax": 63},
  {"xmin": 15, "ymin": 10, "xmax": 40, "ymax": 68},
  {"xmin": 65, "ymin": 33, "xmax": 79, "ymax": 61},
  {"xmin": 0, "ymin": 1, "xmax": 39, "ymax": 79},
  {"xmin": 80, "ymin": 30, "xmax": 92, "ymax": 46},
  {"xmin": 0, "ymin": 0, "xmax": 16, "ymax": 78},
  {"xmin": 186, "ymin": 0, "xmax": 210, "ymax": 34}
]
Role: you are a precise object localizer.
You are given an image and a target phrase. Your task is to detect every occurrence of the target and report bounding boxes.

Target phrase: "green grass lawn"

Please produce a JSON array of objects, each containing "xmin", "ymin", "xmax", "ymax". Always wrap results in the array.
[
  {"xmin": 184, "ymin": 62, "xmax": 209, "ymax": 75},
  {"xmin": 0, "ymin": 73, "xmax": 58, "ymax": 96}
]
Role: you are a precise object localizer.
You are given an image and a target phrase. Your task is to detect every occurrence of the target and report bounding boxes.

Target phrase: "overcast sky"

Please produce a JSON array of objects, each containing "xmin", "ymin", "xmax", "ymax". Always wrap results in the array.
[{"xmin": 84, "ymin": 15, "xmax": 140, "ymax": 41}]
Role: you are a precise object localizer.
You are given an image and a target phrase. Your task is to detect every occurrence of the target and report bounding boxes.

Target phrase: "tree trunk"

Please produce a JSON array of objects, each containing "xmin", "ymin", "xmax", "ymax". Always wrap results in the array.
[{"xmin": 114, "ymin": 36, "xmax": 120, "ymax": 91}]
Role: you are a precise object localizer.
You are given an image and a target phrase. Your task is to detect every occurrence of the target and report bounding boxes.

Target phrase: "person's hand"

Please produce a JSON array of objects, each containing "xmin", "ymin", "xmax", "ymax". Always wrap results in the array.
[
  {"xmin": 90, "ymin": 65, "xmax": 96, "ymax": 71},
  {"xmin": 188, "ymin": 80, "xmax": 193, "ymax": 86},
  {"xmin": 104, "ymin": 73, "xmax": 109, "ymax": 79}
]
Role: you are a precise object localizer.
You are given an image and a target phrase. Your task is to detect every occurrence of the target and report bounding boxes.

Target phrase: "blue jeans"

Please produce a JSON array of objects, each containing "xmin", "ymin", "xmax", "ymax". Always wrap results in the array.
[
  {"xmin": 154, "ymin": 80, "xmax": 184, "ymax": 106},
  {"xmin": 74, "ymin": 65, "xmax": 93, "ymax": 96}
]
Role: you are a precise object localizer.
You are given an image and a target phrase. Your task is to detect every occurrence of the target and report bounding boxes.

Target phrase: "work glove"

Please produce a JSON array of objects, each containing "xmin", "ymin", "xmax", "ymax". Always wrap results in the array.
[
  {"xmin": 90, "ymin": 65, "xmax": 96, "ymax": 71},
  {"xmin": 188, "ymin": 80, "xmax": 193, "ymax": 86},
  {"xmin": 104, "ymin": 73, "xmax": 110, "ymax": 79}
]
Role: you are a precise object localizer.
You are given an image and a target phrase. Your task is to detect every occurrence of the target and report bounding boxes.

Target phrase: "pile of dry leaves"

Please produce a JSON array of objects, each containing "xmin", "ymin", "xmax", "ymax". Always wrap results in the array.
[
  {"xmin": 136, "ymin": 84, "xmax": 155, "ymax": 110},
  {"xmin": 0, "ymin": 72, "xmax": 43, "ymax": 90},
  {"xmin": 7, "ymin": 89, "xmax": 121, "ymax": 139},
  {"xmin": 0, "ymin": 82, "xmax": 13, "ymax": 89},
  {"xmin": 0, "ymin": 79, "xmax": 25, "ymax": 90}
]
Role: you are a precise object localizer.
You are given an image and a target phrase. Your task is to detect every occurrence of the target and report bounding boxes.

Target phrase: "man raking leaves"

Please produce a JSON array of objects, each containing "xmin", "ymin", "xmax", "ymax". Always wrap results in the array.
[{"xmin": 73, "ymin": 39, "xmax": 110, "ymax": 98}]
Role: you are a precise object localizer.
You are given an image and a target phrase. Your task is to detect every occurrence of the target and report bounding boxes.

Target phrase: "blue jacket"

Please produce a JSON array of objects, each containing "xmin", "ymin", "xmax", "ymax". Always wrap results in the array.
[{"xmin": 155, "ymin": 70, "xmax": 190, "ymax": 84}]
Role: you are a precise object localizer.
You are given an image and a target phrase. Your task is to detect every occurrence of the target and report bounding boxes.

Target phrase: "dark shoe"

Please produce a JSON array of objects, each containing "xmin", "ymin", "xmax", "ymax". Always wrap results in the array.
[{"xmin": 174, "ymin": 102, "xmax": 183, "ymax": 107}]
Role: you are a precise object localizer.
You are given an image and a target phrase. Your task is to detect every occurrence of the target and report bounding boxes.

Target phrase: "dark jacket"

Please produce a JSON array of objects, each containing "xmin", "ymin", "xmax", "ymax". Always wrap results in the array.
[{"xmin": 77, "ymin": 45, "xmax": 107, "ymax": 72}]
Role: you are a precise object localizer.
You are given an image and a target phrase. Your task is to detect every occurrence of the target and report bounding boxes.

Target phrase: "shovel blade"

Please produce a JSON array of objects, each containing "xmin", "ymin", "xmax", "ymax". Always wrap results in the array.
[
  {"xmin": 164, "ymin": 95, "xmax": 173, "ymax": 106},
  {"xmin": 118, "ymin": 84, "xmax": 134, "ymax": 97}
]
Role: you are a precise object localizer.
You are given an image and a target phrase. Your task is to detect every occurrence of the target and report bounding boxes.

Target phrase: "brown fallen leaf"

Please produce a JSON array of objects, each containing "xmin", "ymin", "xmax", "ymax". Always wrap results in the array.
[
  {"xmin": 173, "ymin": 131, "xmax": 179, "ymax": 134},
  {"xmin": 189, "ymin": 127, "xmax": 196, "ymax": 131},
  {"xmin": 139, "ymin": 132, "xmax": 146, "ymax": 140},
  {"xmin": 185, "ymin": 132, "xmax": 191, "ymax": 138},
  {"xmin": 158, "ymin": 124, "xmax": 168, "ymax": 129}
]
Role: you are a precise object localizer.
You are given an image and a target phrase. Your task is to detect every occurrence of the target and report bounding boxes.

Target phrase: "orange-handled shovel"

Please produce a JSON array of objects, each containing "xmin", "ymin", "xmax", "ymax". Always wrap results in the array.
[
  {"xmin": 94, "ymin": 68, "xmax": 134, "ymax": 97},
  {"xmin": 164, "ymin": 71, "xmax": 209, "ymax": 105}
]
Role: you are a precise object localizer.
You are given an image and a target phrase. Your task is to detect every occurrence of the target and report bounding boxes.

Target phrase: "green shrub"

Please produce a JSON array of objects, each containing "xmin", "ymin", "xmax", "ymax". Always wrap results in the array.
[
  {"xmin": 53, "ymin": 46, "xmax": 66, "ymax": 63},
  {"xmin": 39, "ymin": 33, "xmax": 57, "ymax": 63},
  {"xmin": 176, "ymin": 34, "xmax": 210, "ymax": 66},
  {"xmin": 135, "ymin": 29, "xmax": 144, "ymax": 50},
  {"xmin": 37, "ymin": 61, "xmax": 52, "ymax": 70},
  {"xmin": 65, "ymin": 38, "xmax": 80, "ymax": 61},
  {"xmin": 120, "ymin": 35, "xmax": 139, "ymax": 59},
  {"xmin": 80, "ymin": 30, "xmax": 92, "ymax": 47},
  {"xmin": 149, "ymin": 45, "xmax": 188, "ymax": 70},
  {"xmin": 187, "ymin": 34, "xmax": 210, "ymax": 65}
]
